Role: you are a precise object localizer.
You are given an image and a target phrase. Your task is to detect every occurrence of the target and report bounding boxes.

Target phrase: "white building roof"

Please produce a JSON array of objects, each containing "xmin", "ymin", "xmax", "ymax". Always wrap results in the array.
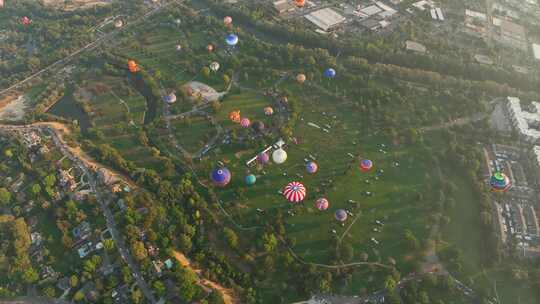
[
  {"xmin": 435, "ymin": 7, "xmax": 444, "ymax": 21},
  {"xmin": 305, "ymin": 8, "xmax": 346, "ymax": 31},
  {"xmin": 507, "ymin": 97, "xmax": 540, "ymax": 141},
  {"xmin": 360, "ymin": 5, "xmax": 382, "ymax": 16},
  {"xmin": 533, "ymin": 43, "xmax": 540, "ymax": 60}
]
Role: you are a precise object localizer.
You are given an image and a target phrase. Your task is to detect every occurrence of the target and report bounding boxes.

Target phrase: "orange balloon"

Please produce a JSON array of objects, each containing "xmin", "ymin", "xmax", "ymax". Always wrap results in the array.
[
  {"xmin": 294, "ymin": 0, "xmax": 305, "ymax": 8},
  {"xmin": 229, "ymin": 111, "xmax": 241, "ymax": 123},
  {"xmin": 128, "ymin": 60, "xmax": 139, "ymax": 73}
]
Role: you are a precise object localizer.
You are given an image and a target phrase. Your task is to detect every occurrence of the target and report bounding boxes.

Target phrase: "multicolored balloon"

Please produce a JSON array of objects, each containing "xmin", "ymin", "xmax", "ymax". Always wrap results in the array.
[
  {"xmin": 257, "ymin": 152, "xmax": 270, "ymax": 165},
  {"xmin": 240, "ymin": 118, "xmax": 251, "ymax": 128},
  {"xmin": 211, "ymin": 167, "xmax": 231, "ymax": 187},
  {"xmin": 245, "ymin": 174, "xmax": 256, "ymax": 185},
  {"xmin": 223, "ymin": 16, "xmax": 233, "ymax": 26},
  {"xmin": 175, "ymin": 44, "xmax": 182, "ymax": 51},
  {"xmin": 128, "ymin": 60, "xmax": 139, "ymax": 73},
  {"xmin": 283, "ymin": 181, "xmax": 306, "ymax": 203},
  {"xmin": 490, "ymin": 172, "xmax": 512, "ymax": 192},
  {"xmin": 315, "ymin": 198, "xmax": 329, "ymax": 211},
  {"xmin": 359, "ymin": 159, "xmax": 373, "ymax": 172},
  {"xmin": 207, "ymin": 44, "xmax": 215, "ymax": 52},
  {"xmin": 296, "ymin": 73, "xmax": 306, "ymax": 84},
  {"xmin": 264, "ymin": 107, "xmax": 274, "ymax": 116},
  {"xmin": 335, "ymin": 209, "xmax": 348, "ymax": 222},
  {"xmin": 21, "ymin": 16, "xmax": 31, "ymax": 26},
  {"xmin": 272, "ymin": 148, "xmax": 287, "ymax": 164},
  {"xmin": 306, "ymin": 161, "xmax": 318, "ymax": 174},
  {"xmin": 324, "ymin": 68, "xmax": 336, "ymax": 78}
]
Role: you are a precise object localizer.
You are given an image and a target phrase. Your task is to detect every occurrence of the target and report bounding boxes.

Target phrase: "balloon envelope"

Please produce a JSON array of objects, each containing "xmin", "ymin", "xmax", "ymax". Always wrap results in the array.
[
  {"xmin": 223, "ymin": 16, "xmax": 233, "ymax": 25},
  {"xmin": 229, "ymin": 111, "xmax": 241, "ymax": 123},
  {"xmin": 296, "ymin": 74, "xmax": 306, "ymax": 84},
  {"xmin": 257, "ymin": 152, "xmax": 270, "ymax": 164},
  {"xmin": 306, "ymin": 161, "xmax": 318, "ymax": 174},
  {"xmin": 360, "ymin": 159, "xmax": 373, "ymax": 172},
  {"xmin": 225, "ymin": 34, "xmax": 239, "ymax": 46},
  {"xmin": 490, "ymin": 172, "xmax": 512, "ymax": 192},
  {"xmin": 283, "ymin": 181, "xmax": 306, "ymax": 203},
  {"xmin": 210, "ymin": 61, "xmax": 220, "ymax": 72},
  {"xmin": 324, "ymin": 68, "xmax": 336, "ymax": 78},
  {"xmin": 264, "ymin": 107, "xmax": 274, "ymax": 116},
  {"xmin": 272, "ymin": 148, "xmax": 287, "ymax": 164},
  {"xmin": 211, "ymin": 168, "xmax": 231, "ymax": 187},
  {"xmin": 315, "ymin": 198, "xmax": 329, "ymax": 210},
  {"xmin": 240, "ymin": 118, "xmax": 251, "ymax": 128},
  {"xmin": 335, "ymin": 209, "xmax": 348, "ymax": 222},
  {"xmin": 163, "ymin": 93, "xmax": 177, "ymax": 104},
  {"xmin": 245, "ymin": 174, "xmax": 256, "ymax": 185}
]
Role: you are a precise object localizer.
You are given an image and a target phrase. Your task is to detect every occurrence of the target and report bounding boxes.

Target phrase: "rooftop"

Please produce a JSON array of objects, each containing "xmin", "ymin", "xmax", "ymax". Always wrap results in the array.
[{"xmin": 305, "ymin": 8, "xmax": 346, "ymax": 31}]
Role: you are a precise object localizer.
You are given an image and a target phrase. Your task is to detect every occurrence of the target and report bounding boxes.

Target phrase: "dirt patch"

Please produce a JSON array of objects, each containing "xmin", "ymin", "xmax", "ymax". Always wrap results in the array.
[
  {"xmin": 171, "ymin": 250, "xmax": 239, "ymax": 304},
  {"xmin": 0, "ymin": 93, "xmax": 29, "ymax": 121}
]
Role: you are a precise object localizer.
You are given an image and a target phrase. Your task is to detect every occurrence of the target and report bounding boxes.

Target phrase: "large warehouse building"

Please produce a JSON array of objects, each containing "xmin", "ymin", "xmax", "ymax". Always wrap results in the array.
[{"xmin": 305, "ymin": 8, "xmax": 346, "ymax": 31}]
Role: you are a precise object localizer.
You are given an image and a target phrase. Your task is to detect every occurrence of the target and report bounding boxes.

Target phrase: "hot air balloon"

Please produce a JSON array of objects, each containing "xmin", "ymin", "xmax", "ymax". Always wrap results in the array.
[
  {"xmin": 257, "ymin": 152, "xmax": 270, "ymax": 165},
  {"xmin": 21, "ymin": 16, "xmax": 31, "ymax": 26},
  {"xmin": 225, "ymin": 34, "xmax": 239, "ymax": 46},
  {"xmin": 335, "ymin": 209, "xmax": 348, "ymax": 222},
  {"xmin": 306, "ymin": 161, "xmax": 318, "ymax": 174},
  {"xmin": 163, "ymin": 92, "xmax": 177, "ymax": 104},
  {"xmin": 324, "ymin": 68, "xmax": 336, "ymax": 78},
  {"xmin": 128, "ymin": 60, "xmax": 139, "ymax": 73},
  {"xmin": 490, "ymin": 172, "xmax": 512, "ymax": 192},
  {"xmin": 245, "ymin": 174, "xmax": 256, "ymax": 185},
  {"xmin": 294, "ymin": 0, "xmax": 306, "ymax": 8},
  {"xmin": 240, "ymin": 118, "xmax": 251, "ymax": 128},
  {"xmin": 283, "ymin": 181, "xmax": 306, "ymax": 203},
  {"xmin": 211, "ymin": 167, "xmax": 231, "ymax": 187},
  {"xmin": 272, "ymin": 148, "xmax": 287, "ymax": 164},
  {"xmin": 175, "ymin": 44, "xmax": 182, "ymax": 51},
  {"xmin": 210, "ymin": 61, "xmax": 220, "ymax": 72},
  {"xmin": 264, "ymin": 107, "xmax": 274, "ymax": 116},
  {"xmin": 251, "ymin": 121, "xmax": 265, "ymax": 132},
  {"xmin": 229, "ymin": 111, "xmax": 241, "ymax": 123},
  {"xmin": 207, "ymin": 44, "xmax": 215, "ymax": 52},
  {"xmin": 296, "ymin": 73, "xmax": 306, "ymax": 84},
  {"xmin": 223, "ymin": 16, "xmax": 233, "ymax": 26},
  {"xmin": 315, "ymin": 198, "xmax": 329, "ymax": 211},
  {"xmin": 359, "ymin": 159, "xmax": 373, "ymax": 172},
  {"xmin": 114, "ymin": 19, "xmax": 124, "ymax": 28}
]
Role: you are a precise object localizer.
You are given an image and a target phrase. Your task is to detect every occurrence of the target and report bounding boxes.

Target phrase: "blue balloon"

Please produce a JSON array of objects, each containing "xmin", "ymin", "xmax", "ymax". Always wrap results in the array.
[
  {"xmin": 211, "ymin": 168, "xmax": 231, "ymax": 187},
  {"xmin": 324, "ymin": 68, "xmax": 336, "ymax": 78},
  {"xmin": 245, "ymin": 174, "xmax": 256, "ymax": 185},
  {"xmin": 225, "ymin": 34, "xmax": 239, "ymax": 46}
]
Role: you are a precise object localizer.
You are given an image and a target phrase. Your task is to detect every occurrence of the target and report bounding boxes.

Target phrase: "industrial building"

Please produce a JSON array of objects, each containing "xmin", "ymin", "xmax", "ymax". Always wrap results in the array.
[
  {"xmin": 273, "ymin": 0, "xmax": 295, "ymax": 15},
  {"xmin": 305, "ymin": 8, "xmax": 346, "ymax": 31}
]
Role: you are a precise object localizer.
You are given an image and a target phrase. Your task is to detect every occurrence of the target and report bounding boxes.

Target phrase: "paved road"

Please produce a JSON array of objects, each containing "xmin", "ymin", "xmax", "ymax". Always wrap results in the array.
[
  {"xmin": 0, "ymin": 0, "xmax": 181, "ymax": 97},
  {"xmin": 0, "ymin": 124, "xmax": 157, "ymax": 304}
]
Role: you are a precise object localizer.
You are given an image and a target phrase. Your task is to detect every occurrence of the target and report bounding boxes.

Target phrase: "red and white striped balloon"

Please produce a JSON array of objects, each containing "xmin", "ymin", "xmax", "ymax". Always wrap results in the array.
[{"xmin": 283, "ymin": 181, "xmax": 306, "ymax": 203}]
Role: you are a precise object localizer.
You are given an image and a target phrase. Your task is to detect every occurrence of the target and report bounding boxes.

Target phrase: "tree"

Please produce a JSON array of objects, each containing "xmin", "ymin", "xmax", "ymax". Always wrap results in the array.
[
  {"xmin": 202, "ymin": 66, "xmax": 211, "ymax": 78},
  {"xmin": 223, "ymin": 227, "xmax": 239, "ymax": 249},
  {"xmin": 131, "ymin": 241, "xmax": 147, "ymax": 261},
  {"xmin": 178, "ymin": 234, "xmax": 193, "ymax": 253},
  {"xmin": 262, "ymin": 232, "xmax": 278, "ymax": 252},
  {"xmin": 103, "ymin": 239, "xmax": 115, "ymax": 251},
  {"xmin": 73, "ymin": 291, "xmax": 85, "ymax": 302},
  {"xmin": 0, "ymin": 188, "xmax": 11, "ymax": 205},
  {"xmin": 70, "ymin": 275, "xmax": 79, "ymax": 287},
  {"xmin": 131, "ymin": 289, "xmax": 143, "ymax": 304},
  {"xmin": 177, "ymin": 268, "xmax": 199, "ymax": 302},
  {"xmin": 384, "ymin": 275, "xmax": 396, "ymax": 292},
  {"xmin": 31, "ymin": 183, "xmax": 42, "ymax": 197},
  {"xmin": 22, "ymin": 267, "xmax": 39, "ymax": 283},
  {"xmin": 153, "ymin": 281, "xmax": 166, "ymax": 296}
]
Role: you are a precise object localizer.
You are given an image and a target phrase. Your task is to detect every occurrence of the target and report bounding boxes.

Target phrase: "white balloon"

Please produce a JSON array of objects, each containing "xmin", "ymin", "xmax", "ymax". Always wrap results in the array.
[{"xmin": 272, "ymin": 148, "xmax": 287, "ymax": 164}]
